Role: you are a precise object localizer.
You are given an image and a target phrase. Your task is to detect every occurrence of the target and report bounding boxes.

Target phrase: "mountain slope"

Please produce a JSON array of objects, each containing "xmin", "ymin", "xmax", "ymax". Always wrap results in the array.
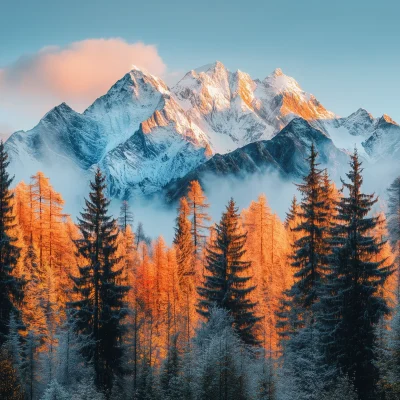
[
  {"xmin": 5, "ymin": 61, "xmax": 399, "ymax": 203},
  {"xmin": 322, "ymin": 108, "xmax": 400, "ymax": 161},
  {"xmin": 173, "ymin": 62, "xmax": 335, "ymax": 154},
  {"xmin": 163, "ymin": 118, "xmax": 348, "ymax": 202}
]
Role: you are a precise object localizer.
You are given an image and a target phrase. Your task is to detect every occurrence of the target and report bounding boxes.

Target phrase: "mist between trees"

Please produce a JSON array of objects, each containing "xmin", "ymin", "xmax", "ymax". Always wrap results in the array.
[{"xmin": 0, "ymin": 141, "xmax": 399, "ymax": 400}]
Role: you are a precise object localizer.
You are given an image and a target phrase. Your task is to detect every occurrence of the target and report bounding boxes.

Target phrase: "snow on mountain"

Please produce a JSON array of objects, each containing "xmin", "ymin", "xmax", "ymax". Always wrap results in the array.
[
  {"xmin": 6, "ymin": 68, "xmax": 213, "ymax": 198},
  {"xmin": 322, "ymin": 108, "xmax": 400, "ymax": 161},
  {"xmin": 5, "ymin": 61, "xmax": 399, "ymax": 202},
  {"xmin": 173, "ymin": 62, "xmax": 335, "ymax": 154},
  {"xmin": 163, "ymin": 118, "xmax": 348, "ymax": 202}
]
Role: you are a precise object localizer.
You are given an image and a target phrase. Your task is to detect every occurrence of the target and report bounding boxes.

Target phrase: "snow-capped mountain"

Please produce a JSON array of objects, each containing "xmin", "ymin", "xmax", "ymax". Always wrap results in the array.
[
  {"xmin": 322, "ymin": 108, "xmax": 400, "ymax": 161},
  {"xmin": 163, "ymin": 118, "xmax": 348, "ymax": 202},
  {"xmin": 173, "ymin": 62, "xmax": 335, "ymax": 154},
  {"xmin": 5, "ymin": 61, "xmax": 399, "ymax": 202}
]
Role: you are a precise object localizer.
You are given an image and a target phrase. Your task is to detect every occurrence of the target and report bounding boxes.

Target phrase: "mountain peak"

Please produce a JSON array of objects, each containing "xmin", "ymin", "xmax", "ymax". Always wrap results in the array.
[
  {"xmin": 193, "ymin": 60, "xmax": 226, "ymax": 74},
  {"xmin": 380, "ymin": 114, "xmax": 398, "ymax": 125},
  {"xmin": 348, "ymin": 108, "xmax": 374, "ymax": 121},
  {"xmin": 263, "ymin": 68, "xmax": 302, "ymax": 95},
  {"xmin": 272, "ymin": 67, "xmax": 284, "ymax": 77},
  {"xmin": 43, "ymin": 102, "xmax": 74, "ymax": 119}
]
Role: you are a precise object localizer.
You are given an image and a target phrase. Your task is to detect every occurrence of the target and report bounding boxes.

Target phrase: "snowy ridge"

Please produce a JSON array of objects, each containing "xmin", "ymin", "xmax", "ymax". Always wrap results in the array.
[
  {"xmin": 5, "ymin": 61, "xmax": 400, "ymax": 200},
  {"xmin": 322, "ymin": 108, "xmax": 400, "ymax": 161}
]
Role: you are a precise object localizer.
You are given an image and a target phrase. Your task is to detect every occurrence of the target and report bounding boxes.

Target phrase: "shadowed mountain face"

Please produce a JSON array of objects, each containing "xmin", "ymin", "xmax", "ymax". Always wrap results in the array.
[
  {"xmin": 5, "ymin": 62, "xmax": 399, "ymax": 202},
  {"xmin": 163, "ymin": 118, "xmax": 348, "ymax": 203}
]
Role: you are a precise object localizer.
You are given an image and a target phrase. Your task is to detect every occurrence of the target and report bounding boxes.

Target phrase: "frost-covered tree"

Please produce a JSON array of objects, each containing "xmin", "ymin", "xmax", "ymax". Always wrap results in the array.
[
  {"xmin": 276, "ymin": 322, "xmax": 324, "ymax": 400},
  {"xmin": 198, "ymin": 198, "xmax": 259, "ymax": 345},
  {"xmin": 160, "ymin": 334, "xmax": 184, "ymax": 400},
  {"xmin": 190, "ymin": 308, "xmax": 255, "ymax": 400},
  {"xmin": 40, "ymin": 380, "xmax": 70, "ymax": 400},
  {"xmin": 377, "ymin": 303, "xmax": 400, "ymax": 398},
  {"xmin": 70, "ymin": 378, "xmax": 105, "ymax": 400},
  {"xmin": 4, "ymin": 313, "xmax": 24, "ymax": 382},
  {"xmin": 23, "ymin": 331, "xmax": 41, "ymax": 400},
  {"xmin": 54, "ymin": 311, "xmax": 94, "ymax": 390},
  {"xmin": 0, "ymin": 347, "xmax": 24, "ymax": 400}
]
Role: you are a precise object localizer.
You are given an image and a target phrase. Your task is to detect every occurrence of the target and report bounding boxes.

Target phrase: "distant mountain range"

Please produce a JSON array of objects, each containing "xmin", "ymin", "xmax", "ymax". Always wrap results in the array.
[{"xmin": 5, "ymin": 61, "xmax": 400, "ymax": 202}]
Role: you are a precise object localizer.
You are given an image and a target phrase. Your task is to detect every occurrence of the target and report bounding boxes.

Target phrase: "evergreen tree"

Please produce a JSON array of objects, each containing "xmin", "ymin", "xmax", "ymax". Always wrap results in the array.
[
  {"xmin": 197, "ymin": 198, "xmax": 259, "ymax": 345},
  {"xmin": 0, "ymin": 141, "xmax": 24, "ymax": 345},
  {"xmin": 284, "ymin": 195, "xmax": 299, "ymax": 228},
  {"xmin": 0, "ymin": 347, "xmax": 24, "ymax": 400},
  {"xmin": 135, "ymin": 222, "xmax": 150, "ymax": 248},
  {"xmin": 119, "ymin": 200, "xmax": 134, "ymax": 232},
  {"xmin": 277, "ymin": 145, "xmax": 329, "ymax": 343},
  {"xmin": 290, "ymin": 143, "xmax": 329, "ymax": 313},
  {"xmin": 191, "ymin": 308, "xmax": 254, "ymax": 400},
  {"xmin": 387, "ymin": 176, "xmax": 400, "ymax": 295},
  {"xmin": 40, "ymin": 380, "xmax": 70, "ymax": 400},
  {"xmin": 23, "ymin": 330, "xmax": 41, "ymax": 400},
  {"xmin": 69, "ymin": 168, "xmax": 130, "ymax": 395},
  {"xmin": 319, "ymin": 150, "xmax": 392, "ymax": 400},
  {"xmin": 160, "ymin": 334, "xmax": 183, "ymax": 400}
]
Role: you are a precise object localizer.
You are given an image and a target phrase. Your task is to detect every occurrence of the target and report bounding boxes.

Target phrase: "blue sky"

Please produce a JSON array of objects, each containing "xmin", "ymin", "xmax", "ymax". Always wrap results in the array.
[{"xmin": 1, "ymin": 0, "xmax": 399, "ymax": 134}]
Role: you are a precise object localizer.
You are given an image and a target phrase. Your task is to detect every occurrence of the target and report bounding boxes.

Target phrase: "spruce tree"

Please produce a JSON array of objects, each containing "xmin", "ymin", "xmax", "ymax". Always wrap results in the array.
[
  {"xmin": 0, "ymin": 347, "xmax": 24, "ymax": 400},
  {"xmin": 319, "ymin": 150, "xmax": 392, "ymax": 400},
  {"xmin": 284, "ymin": 195, "xmax": 299, "ymax": 228},
  {"xmin": 387, "ymin": 176, "xmax": 400, "ymax": 295},
  {"xmin": 118, "ymin": 200, "xmax": 134, "ymax": 232},
  {"xmin": 69, "ymin": 168, "xmax": 129, "ymax": 395},
  {"xmin": 197, "ymin": 198, "xmax": 259, "ymax": 345},
  {"xmin": 290, "ymin": 143, "xmax": 329, "ymax": 313},
  {"xmin": 0, "ymin": 141, "xmax": 24, "ymax": 345},
  {"xmin": 277, "ymin": 145, "xmax": 329, "ymax": 341}
]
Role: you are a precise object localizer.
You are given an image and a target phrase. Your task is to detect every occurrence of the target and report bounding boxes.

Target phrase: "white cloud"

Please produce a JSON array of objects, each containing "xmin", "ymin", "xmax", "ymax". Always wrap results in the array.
[{"xmin": 0, "ymin": 38, "xmax": 171, "ymax": 135}]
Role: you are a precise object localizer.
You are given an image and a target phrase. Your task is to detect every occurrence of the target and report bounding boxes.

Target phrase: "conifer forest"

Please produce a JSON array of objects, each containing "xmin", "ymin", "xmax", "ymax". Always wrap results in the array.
[{"xmin": 0, "ymin": 141, "xmax": 399, "ymax": 400}]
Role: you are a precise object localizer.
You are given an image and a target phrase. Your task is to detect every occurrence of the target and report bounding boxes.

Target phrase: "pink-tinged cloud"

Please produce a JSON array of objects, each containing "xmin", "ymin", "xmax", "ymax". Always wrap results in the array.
[{"xmin": 0, "ymin": 38, "xmax": 168, "ymax": 134}]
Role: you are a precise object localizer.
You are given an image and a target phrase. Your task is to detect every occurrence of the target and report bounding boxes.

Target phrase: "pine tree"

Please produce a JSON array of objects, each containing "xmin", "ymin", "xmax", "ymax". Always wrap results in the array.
[
  {"xmin": 191, "ymin": 308, "xmax": 254, "ymax": 400},
  {"xmin": 0, "ymin": 141, "xmax": 24, "ymax": 345},
  {"xmin": 284, "ymin": 195, "xmax": 299, "ymax": 229},
  {"xmin": 119, "ymin": 200, "xmax": 134, "ymax": 232},
  {"xmin": 290, "ymin": 143, "xmax": 329, "ymax": 313},
  {"xmin": 23, "ymin": 330, "xmax": 41, "ymax": 400},
  {"xmin": 319, "ymin": 149, "xmax": 393, "ymax": 400},
  {"xmin": 0, "ymin": 347, "xmax": 24, "ymax": 400},
  {"xmin": 387, "ymin": 176, "xmax": 400, "ymax": 296},
  {"xmin": 197, "ymin": 198, "xmax": 259, "ymax": 345},
  {"xmin": 277, "ymin": 145, "xmax": 329, "ymax": 345},
  {"xmin": 187, "ymin": 180, "xmax": 210, "ymax": 257},
  {"xmin": 135, "ymin": 222, "xmax": 150, "ymax": 248},
  {"xmin": 160, "ymin": 334, "xmax": 183, "ymax": 400},
  {"xmin": 69, "ymin": 168, "xmax": 130, "ymax": 395}
]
